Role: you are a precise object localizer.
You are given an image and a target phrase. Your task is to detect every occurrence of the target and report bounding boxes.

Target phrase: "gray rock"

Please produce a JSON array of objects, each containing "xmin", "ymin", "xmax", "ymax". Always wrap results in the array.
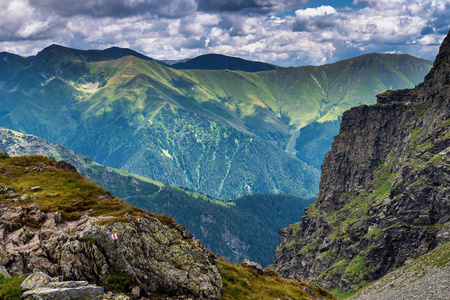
[
  {"xmin": 131, "ymin": 286, "xmax": 140, "ymax": 298},
  {"xmin": 273, "ymin": 31, "xmax": 450, "ymax": 291},
  {"xmin": 46, "ymin": 281, "xmax": 89, "ymax": 288},
  {"xmin": 20, "ymin": 272, "xmax": 54, "ymax": 292},
  {"xmin": 0, "ymin": 266, "xmax": 10, "ymax": 278},
  {"xmin": 21, "ymin": 285, "xmax": 103, "ymax": 300},
  {"xmin": 240, "ymin": 258, "xmax": 263, "ymax": 274},
  {"xmin": 1, "ymin": 206, "xmax": 222, "ymax": 299}
]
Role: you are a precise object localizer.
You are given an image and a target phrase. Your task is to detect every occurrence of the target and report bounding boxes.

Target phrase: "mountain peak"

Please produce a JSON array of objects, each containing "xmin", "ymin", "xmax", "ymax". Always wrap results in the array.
[
  {"xmin": 35, "ymin": 44, "xmax": 153, "ymax": 64},
  {"xmin": 422, "ymin": 30, "xmax": 450, "ymax": 91},
  {"xmin": 171, "ymin": 53, "xmax": 277, "ymax": 72}
]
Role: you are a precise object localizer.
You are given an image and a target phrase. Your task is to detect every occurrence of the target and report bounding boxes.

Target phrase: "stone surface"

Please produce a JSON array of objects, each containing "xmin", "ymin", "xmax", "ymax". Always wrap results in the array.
[
  {"xmin": 131, "ymin": 286, "xmax": 140, "ymax": 299},
  {"xmin": 240, "ymin": 258, "xmax": 263, "ymax": 274},
  {"xmin": 273, "ymin": 31, "xmax": 450, "ymax": 291},
  {"xmin": 350, "ymin": 242, "xmax": 450, "ymax": 300},
  {"xmin": 1, "ymin": 204, "xmax": 222, "ymax": 299},
  {"xmin": 20, "ymin": 272, "xmax": 55, "ymax": 292},
  {"xmin": 22, "ymin": 285, "xmax": 104, "ymax": 300},
  {"xmin": 0, "ymin": 265, "xmax": 10, "ymax": 278}
]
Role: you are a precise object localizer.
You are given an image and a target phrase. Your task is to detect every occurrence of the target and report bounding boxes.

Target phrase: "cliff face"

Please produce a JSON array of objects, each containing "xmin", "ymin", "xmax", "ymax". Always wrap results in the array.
[{"xmin": 273, "ymin": 32, "xmax": 450, "ymax": 291}]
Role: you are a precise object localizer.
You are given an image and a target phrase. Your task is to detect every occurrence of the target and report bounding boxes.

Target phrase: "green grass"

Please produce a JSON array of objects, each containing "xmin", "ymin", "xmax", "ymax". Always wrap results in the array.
[
  {"xmin": 0, "ymin": 275, "xmax": 25, "ymax": 300},
  {"xmin": 218, "ymin": 258, "xmax": 337, "ymax": 300},
  {"xmin": 0, "ymin": 154, "xmax": 175, "ymax": 227},
  {"xmin": 102, "ymin": 271, "xmax": 135, "ymax": 295},
  {"xmin": 328, "ymin": 288, "xmax": 355, "ymax": 299}
]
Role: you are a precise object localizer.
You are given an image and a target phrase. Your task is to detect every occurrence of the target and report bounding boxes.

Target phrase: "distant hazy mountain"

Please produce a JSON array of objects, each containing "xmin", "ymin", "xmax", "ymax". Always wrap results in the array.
[
  {"xmin": 171, "ymin": 53, "xmax": 277, "ymax": 72},
  {"xmin": 0, "ymin": 44, "xmax": 432, "ymax": 199}
]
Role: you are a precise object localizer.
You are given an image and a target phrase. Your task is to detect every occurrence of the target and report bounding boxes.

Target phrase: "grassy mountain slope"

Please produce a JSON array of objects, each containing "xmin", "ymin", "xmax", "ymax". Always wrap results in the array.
[
  {"xmin": 0, "ymin": 45, "xmax": 432, "ymax": 199},
  {"xmin": 0, "ymin": 126, "xmax": 313, "ymax": 266}
]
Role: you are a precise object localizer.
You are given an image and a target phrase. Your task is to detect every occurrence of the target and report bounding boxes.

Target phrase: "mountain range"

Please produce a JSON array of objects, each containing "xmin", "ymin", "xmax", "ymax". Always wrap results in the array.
[{"xmin": 0, "ymin": 45, "xmax": 432, "ymax": 200}]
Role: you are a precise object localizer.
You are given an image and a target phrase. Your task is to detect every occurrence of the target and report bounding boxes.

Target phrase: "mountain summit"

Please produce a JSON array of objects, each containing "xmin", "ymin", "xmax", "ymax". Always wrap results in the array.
[
  {"xmin": 170, "ymin": 53, "xmax": 277, "ymax": 72},
  {"xmin": 35, "ymin": 44, "xmax": 154, "ymax": 63},
  {"xmin": 273, "ymin": 31, "xmax": 450, "ymax": 292}
]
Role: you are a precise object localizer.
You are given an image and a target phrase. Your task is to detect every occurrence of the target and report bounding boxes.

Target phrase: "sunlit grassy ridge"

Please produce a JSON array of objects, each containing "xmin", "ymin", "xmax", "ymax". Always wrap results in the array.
[
  {"xmin": 0, "ymin": 154, "xmax": 176, "ymax": 226},
  {"xmin": 218, "ymin": 258, "xmax": 337, "ymax": 300}
]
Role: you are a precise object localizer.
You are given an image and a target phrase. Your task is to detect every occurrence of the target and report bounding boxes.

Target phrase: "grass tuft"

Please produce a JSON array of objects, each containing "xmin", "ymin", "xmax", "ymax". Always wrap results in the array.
[
  {"xmin": 0, "ymin": 274, "xmax": 25, "ymax": 300},
  {"xmin": 218, "ymin": 258, "xmax": 337, "ymax": 300}
]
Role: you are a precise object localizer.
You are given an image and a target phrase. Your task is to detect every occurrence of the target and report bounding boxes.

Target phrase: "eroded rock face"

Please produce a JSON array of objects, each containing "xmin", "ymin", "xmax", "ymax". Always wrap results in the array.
[
  {"xmin": 273, "ymin": 31, "xmax": 450, "ymax": 290},
  {"xmin": 0, "ymin": 205, "xmax": 222, "ymax": 299}
]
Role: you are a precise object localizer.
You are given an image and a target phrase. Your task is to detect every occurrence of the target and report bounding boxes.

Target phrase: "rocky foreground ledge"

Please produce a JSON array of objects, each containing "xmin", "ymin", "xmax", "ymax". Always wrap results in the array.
[{"xmin": 0, "ymin": 195, "xmax": 221, "ymax": 299}]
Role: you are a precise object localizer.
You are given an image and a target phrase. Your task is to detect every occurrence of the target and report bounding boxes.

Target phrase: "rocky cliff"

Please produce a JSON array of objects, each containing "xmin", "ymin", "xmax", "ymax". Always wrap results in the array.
[
  {"xmin": 0, "ymin": 155, "xmax": 222, "ymax": 299},
  {"xmin": 273, "ymin": 31, "xmax": 450, "ymax": 292}
]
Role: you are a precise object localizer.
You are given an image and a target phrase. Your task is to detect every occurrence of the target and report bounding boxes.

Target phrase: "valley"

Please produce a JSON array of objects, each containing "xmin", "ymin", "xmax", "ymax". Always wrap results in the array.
[{"xmin": 0, "ymin": 32, "xmax": 448, "ymax": 300}]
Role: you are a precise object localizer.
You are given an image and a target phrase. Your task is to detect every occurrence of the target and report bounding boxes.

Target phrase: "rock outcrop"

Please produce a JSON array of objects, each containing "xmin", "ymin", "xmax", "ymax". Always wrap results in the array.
[
  {"xmin": 349, "ymin": 242, "xmax": 450, "ymax": 300},
  {"xmin": 20, "ymin": 271, "xmax": 104, "ymax": 300},
  {"xmin": 273, "ymin": 31, "xmax": 450, "ymax": 291},
  {"xmin": 0, "ymin": 204, "xmax": 221, "ymax": 299}
]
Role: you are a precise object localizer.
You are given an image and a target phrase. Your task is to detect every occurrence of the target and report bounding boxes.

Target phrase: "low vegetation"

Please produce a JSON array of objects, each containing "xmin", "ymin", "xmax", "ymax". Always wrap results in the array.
[
  {"xmin": 0, "ymin": 275, "xmax": 25, "ymax": 300},
  {"xmin": 218, "ymin": 258, "xmax": 337, "ymax": 300},
  {"xmin": 0, "ymin": 154, "xmax": 174, "ymax": 226}
]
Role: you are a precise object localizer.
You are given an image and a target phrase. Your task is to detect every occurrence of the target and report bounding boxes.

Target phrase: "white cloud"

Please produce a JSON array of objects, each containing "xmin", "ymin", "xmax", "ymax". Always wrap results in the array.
[
  {"xmin": 295, "ymin": 5, "xmax": 337, "ymax": 18},
  {"xmin": 0, "ymin": 0, "xmax": 448, "ymax": 66}
]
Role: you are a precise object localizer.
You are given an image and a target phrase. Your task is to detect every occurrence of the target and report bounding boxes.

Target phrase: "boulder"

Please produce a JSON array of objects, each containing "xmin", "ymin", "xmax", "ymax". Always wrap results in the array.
[
  {"xmin": 0, "ymin": 265, "xmax": 10, "ymax": 278},
  {"xmin": 21, "ymin": 285, "xmax": 103, "ymax": 300},
  {"xmin": 240, "ymin": 258, "xmax": 263, "ymax": 274},
  {"xmin": 20, "ymin": 272, "xmax": 55, "ymax": 292}
]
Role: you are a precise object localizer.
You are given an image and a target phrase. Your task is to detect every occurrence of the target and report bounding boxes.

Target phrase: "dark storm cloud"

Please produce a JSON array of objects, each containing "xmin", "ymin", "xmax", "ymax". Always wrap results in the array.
[
  {"xmin": 29, "ymin": 0, "xmax": 197, "ymax": 18},
  {"xmin": 420, "ymin": 26, "xmax": 434, "ymax": 35},
  {"xmin": 196, "ymin": 0, "xmax": 307, "ymax": 13},
  {"xmin": 429, "ymin": 3, "xmax": 450, "ymax": 34}
]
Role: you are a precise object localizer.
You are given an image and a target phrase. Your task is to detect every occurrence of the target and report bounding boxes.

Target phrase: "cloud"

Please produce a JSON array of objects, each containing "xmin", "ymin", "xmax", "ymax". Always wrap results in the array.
[
  {"xmin": 29, "ymin": 0, "xmax": 198, "ymax": 18},
  {"xmin": 196, "ymin": 0, "xmax": 307, "ymax": 13},
  {"xmin": 289, "ymin": 0, "xmax": 449, "ymax": 64},
  {"xmin": 0, "ymin": 0, "xmax": 448, "ymax": 67},
  {"xmin": 420, "ymin": 25, "xmax": 434, "ymax": 35},
  {"xmin": 293, "ymin": 6, "xmax": 339, "ymax": 32}
]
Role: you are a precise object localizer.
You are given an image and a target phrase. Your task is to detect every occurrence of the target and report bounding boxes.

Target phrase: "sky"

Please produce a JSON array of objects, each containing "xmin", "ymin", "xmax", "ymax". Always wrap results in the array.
[{"xmin": 0, "ymin": 0, "xmax": 448, "ymax": 67}]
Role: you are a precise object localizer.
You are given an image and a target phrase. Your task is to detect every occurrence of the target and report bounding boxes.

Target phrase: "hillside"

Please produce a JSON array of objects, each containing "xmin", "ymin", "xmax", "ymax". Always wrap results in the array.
[
  {"xmin": 272, "ymin": 31, "xmax": 450, "ymax": 294},
  {"xmin": 0, "ymin": 45, "xmax": 431, "ymax": 199},
  {"xmin": 0, "ymin": 153, "xmax": 337, "ymax": 300},
  {"xmin": 0, "ymin": 127, "xmax": 313, "ymax": 266}
]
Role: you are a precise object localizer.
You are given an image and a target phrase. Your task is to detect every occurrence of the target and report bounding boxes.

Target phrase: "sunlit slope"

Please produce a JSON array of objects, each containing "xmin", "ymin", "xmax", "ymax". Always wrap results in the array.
[{"xmin": 0, "ymin": 46, "xmax": 431, "ymax": 199}]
